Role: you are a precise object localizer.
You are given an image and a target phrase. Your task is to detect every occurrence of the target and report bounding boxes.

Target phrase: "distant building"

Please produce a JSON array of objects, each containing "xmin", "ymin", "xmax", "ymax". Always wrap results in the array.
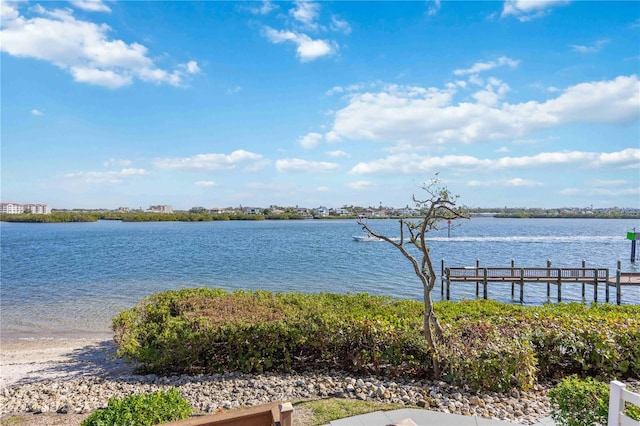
[
  {"xmin": 295, "ymin": 208, "xmax": 313, "ymax": 218},
  {"xmin": 0, "ymin": 202, "xmax": 51, "ymax": 214},
  {"xmin": 148, "ymin": 205, "xmax": 173, "ymax": 213},
  {"xmin": 314, "ymin": 206, "xmax": 330, "ymax": 217},
  {"xmin": 398, "ymin": 207, "xmax": 420, "ymax": 217},
  {"xmin": 360, "ymin": 209, "xmax": 375, "ymax": 218},
  {"xmin": 333, "ymin": 208, "xmax": 351, "ymax": 216},
  {"xmin": 116, "ymin": 207, "xmax": 130, "ymax": 213}
]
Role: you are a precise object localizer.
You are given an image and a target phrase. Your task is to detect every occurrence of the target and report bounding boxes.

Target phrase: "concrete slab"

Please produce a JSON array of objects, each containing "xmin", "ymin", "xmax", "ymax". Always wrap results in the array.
[
  {"xmin": 531, "ymin": 417, "xmax": 556, "ymax": 426},
  {"xmin": 386, "ymin": 409, "xmax": 480, "ymax": 425},
  {"xmin": 329, "ymin": 410, "xmax": 393, "ymax": 425},
  {"xmin": 327, "ymin": 409, "xmax": 547, "ymax": 426}
]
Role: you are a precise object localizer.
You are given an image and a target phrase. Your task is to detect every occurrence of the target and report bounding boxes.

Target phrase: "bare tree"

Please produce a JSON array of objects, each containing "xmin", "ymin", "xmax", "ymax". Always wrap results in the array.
[{"xmin": 357, "ymin": 176, "xmax": 468, "ymax": 375}]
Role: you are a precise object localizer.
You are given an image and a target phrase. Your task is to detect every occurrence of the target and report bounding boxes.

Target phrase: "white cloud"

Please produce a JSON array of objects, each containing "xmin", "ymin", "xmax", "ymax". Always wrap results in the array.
[
  {"xmin": 153, "ymin": 150, "xmax": 266, "ymax": 171},
  {"xmin": 330, "ymin": 15, "xmax": 351, "ymax": 34},
  {"xmin": 70, "ymin": 0, "xmax": 111, "ymax": 13},
  {"xmin": 298, "ymin": 132, "xmax": 323, "ymax": 149},
  {"xmin": 593, "ymin": 179, "xmax": 627, "ymax": 187},
  {"xmin": 571, "ymin": 39, "xmax": 610, "ymax": 54},
  {"xmin": 427, "ymin": 0, "xmax": 441, "ymax": 16},
  {"xmin": 263, "ymin": 27, "xmax": 335, "ymax": 62},
  {"xmin": 316, "ymin": 186, "xmax": 330, "ymax": 192},
  {"xmin": 326, "ymin": 150, "xmax": 350, "ymax": 158},
  {"xmin": 71, "ymin": 67, "xmax": 132, "ymax": 88},
  {"xmin": 501, "ymin": 0, "xmax": 571, "ymax": 22},
  {"xmin": 326, "ymin": 81, "xmax": 383, "ymax": 96},
  {"xmin": 0, "ymin": 3, "xmax": 200, "ymax": 88},
  {"xmin": 559, "ymin": 186, "xmax": 640, "ymax": 197},
  {"xmin": 65, "ymin": 168, "xmax": 149, "ymax": 184},
  {"xmin": 226, "ymin": 86, "xmax": 242, "ymax": 95},
  {"xmin": 348, "ymin": 180, "xmax": 374, "ymax": 189},
  {"xmin": 467, "ymin": 178, "xmax": 542, "ymax": 187},
  {"xmin": 505, "ymin": 177, "xmax": 543, "ymax": 187},
  {"xmin": 246, "ymin": 0, "xmax": 277, "ymax": 15},
  {"xmin": 324, "ymin": 130, "xmax": 341, "ymax": 143},
  {"xmin": 290, "ymin": 1, "xmax": 320, "ymax": 28},
  {"xmin": 276, "ymin": 158, "xmax": 338, "ymax": 173},
  {"xmin": 349, "ymin": 149, "xmax": 640, "ymax": 175},
  {"xmin": 103, "ymin": 158, "xmax": 132, "ymax": 167},
  {"xmin": 454, "ymin": 56, "xmax": 520, "ymax": 76},
  {"xmin": 31, "ymin": 109, "xmax": 43, "ymax": 116},
  {"xmin": 195, "ymin": 181, "xmax": 216, "ymax": 187},
  {"xmin": 184, "ymin": 61, "xmax": 201, "ymax": 74},
  {"xmin": 593, "ymin": 187, "xmax": 640, "ymax": 196},
  {"xmin": 327, "ymin": 75, "xmax": 639, "ymax": 147},
  {"xmin": 596, "ymin": 148, "xmax": 640, "ymax": 167}
]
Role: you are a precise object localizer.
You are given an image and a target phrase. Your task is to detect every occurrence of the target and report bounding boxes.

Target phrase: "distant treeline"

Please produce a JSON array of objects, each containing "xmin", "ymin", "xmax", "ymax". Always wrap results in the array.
[
  {"xmin": 493, "ymin": 212, "xmax": 640, "ymax": 219},
  {"xmin": 2, "ymin": 209, "xmax": 638, "ymax": 223},
  {"xmin": 0, "ymin": 212, "xmax": 99, "ymax": 223},
  {"xmin": 0, "ymin": 211, "xmax": 311, "ymax": 223}
]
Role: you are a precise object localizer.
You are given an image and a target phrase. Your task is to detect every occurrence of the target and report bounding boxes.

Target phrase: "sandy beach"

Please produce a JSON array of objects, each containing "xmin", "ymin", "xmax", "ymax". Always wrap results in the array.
[
  {"xmin": 0, "ymin": 337, "xmax": 134, "ymax": 389},
  {"xmin": 0, "ymin": 337, "xmax": 136, "ymax": 425}
]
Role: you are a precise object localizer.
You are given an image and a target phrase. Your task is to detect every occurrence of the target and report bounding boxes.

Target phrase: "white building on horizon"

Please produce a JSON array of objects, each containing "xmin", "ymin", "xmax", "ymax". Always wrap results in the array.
[
  {"xmin": 0, "ymin": 202, "xmax": 52, "ymax": 214},
  {"xmin": 148, "ymin": 205, "xmax": 173, "ymax": 213}
]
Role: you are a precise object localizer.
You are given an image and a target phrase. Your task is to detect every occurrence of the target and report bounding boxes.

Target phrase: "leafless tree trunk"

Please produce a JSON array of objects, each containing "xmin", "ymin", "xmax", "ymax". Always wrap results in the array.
[{"xmin": 357, "ymin": 176, "xmax": 468, "ymax": 376}]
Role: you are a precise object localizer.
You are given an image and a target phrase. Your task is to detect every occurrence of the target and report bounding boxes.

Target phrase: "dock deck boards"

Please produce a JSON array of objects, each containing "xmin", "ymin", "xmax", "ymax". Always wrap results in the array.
[{"xmin": 441, "ymin": 264, "xmax": 638, "ymax": 304}]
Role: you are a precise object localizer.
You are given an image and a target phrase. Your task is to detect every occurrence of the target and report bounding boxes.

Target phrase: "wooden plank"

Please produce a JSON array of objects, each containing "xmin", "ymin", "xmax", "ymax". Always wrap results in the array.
[{"xmin": 163, "ymin": 402, "xmax": 287, "ymax": 426}]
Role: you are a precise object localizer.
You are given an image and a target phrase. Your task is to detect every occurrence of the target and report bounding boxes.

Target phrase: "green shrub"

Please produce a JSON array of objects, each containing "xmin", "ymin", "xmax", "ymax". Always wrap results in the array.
[
  {"xmin": 81, "ymin": 388, "xmax": 192, "ymax": 426},
  {"xmin": 113, "ymin": 291, "xmax": 640, "ymax": 392},
  {"xmin": 548, "ymin": 376, "xmax": 609, "ymax": 426},
  {"xmin": 442, "ymin": 322, "xmax": 537, "ymax": 392},
  {"xmin": 530, "ymin": 308, "xmax": 640, "ymax": 380},
  {"xmin": 113, "ymin": 289, "xmax": 431, "ymax": 377}
]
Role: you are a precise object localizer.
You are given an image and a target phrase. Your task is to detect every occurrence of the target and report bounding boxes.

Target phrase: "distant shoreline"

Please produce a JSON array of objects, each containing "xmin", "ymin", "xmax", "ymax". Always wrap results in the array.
[{"xmin": 2, "ymin": 212, "xmax": 639, "ymax": 223}]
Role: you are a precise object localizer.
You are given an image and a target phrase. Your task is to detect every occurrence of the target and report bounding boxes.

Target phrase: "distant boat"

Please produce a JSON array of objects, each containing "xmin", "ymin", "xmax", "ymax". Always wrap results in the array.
[{"xmin": 352, "ymin": 234, "xmax": 401, "ymax": 242}]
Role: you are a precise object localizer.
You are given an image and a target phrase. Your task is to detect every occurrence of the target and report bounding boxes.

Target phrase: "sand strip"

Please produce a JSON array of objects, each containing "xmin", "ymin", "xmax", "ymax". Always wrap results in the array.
[{"xmin": 0, "ymin": 338, "xmax": 136, "ymax": 389}]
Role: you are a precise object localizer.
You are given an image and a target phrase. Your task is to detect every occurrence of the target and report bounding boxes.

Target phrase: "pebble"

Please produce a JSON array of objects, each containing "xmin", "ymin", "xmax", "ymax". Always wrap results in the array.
[{"xmin": 0, "ymin": 371, "xmax": 570, "ymax": 425}]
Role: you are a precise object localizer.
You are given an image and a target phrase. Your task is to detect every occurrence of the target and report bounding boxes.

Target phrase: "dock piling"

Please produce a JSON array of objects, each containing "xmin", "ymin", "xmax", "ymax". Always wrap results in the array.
[
  {"xmin": 475, "ymin": 259, "xmax": 480, "ymax": 297},
  {"xmin": 511, "ymin": 259, "xmax": 516, "ymax": 299},
  {"xmin": 519, "ymin": 268, "xmax": 524, "ymax": 304},
  {"xmin": 441, "ymin": 259, "xmax": 445, "ymax": 297},
  {"xmin": 546, "ymin": 260, "xmax": 552, "ymax": 299},
  {"xmin": 483, "ymin": 268, "xmax": 488, "ymax": 299}
]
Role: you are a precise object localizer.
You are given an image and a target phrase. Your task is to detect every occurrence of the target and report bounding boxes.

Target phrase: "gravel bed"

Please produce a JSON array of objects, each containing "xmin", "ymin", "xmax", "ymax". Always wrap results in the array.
[{"xmin": 1, "ymin": 371, "xmax": 554, "ymax": 425}]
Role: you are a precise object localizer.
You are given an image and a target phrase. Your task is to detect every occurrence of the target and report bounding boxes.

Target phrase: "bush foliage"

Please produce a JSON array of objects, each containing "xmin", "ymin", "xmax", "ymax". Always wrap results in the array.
[
  {"xmin": 81, "ymin": 388, "xmax": 192, "ymax": 426},
  {"xmin": 548, "ymin": 376, "xmax": 640, "ymax": 426},
  {"xmin": 547, "ymin": 376, "xmax": 609, "ymax": 426},
  {"xmin": 113, "ymin": 290, "xmax": 640, "ymax": 392}
]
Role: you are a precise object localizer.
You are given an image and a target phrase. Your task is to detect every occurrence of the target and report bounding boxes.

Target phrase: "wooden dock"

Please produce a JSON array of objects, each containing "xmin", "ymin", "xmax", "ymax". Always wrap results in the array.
[
  {"xmin": 608, "ymin": 271, "xmax": 640, "ymax": 305},
  {"xmin": 441, "ymin": 260, "xmax": 639, "ymax": 305}
]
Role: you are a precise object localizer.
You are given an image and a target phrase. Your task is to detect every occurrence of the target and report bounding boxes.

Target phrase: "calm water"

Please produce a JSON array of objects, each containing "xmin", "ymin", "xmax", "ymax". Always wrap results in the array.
[{"xmin": 1, "ymin": 218, "xmax": 638, "ymax": 340}]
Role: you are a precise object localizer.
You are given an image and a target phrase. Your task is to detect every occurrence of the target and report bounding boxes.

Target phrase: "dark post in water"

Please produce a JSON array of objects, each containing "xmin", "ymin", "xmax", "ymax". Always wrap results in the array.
[{"xmin": 628, "ymin": 230, "xmax": 639, "ymax": 263}]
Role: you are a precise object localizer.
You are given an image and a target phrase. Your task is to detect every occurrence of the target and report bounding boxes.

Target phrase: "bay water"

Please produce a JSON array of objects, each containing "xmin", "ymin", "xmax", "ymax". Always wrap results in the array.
[{"xmin": 1, "ymin": 218, "xmax": 638, "ymax": 340}]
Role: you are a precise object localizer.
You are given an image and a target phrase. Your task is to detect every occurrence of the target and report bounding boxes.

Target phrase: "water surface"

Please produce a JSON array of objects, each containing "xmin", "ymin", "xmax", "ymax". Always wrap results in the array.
[{"xmin": 1, "ymin": 218, "xmax": 638, "ymax": 339}]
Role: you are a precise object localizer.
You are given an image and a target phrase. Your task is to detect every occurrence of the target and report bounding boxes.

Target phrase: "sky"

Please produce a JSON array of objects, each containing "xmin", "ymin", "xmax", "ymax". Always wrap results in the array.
[{"xmin": 1, "ymin": 0, "xmax": 639, "ymax": 210}]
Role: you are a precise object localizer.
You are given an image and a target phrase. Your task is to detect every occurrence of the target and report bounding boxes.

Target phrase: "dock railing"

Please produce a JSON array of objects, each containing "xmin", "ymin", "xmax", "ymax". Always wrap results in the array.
[{"xmin": 440, "ymin": 260, "xmax": 610, "ymax": 303}]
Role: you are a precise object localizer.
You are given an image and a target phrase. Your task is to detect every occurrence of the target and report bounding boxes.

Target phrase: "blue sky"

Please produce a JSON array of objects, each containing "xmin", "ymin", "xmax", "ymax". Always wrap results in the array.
[{"xmin": 1, "ymin": 0, "xmax": 639, "ymax": 210}]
